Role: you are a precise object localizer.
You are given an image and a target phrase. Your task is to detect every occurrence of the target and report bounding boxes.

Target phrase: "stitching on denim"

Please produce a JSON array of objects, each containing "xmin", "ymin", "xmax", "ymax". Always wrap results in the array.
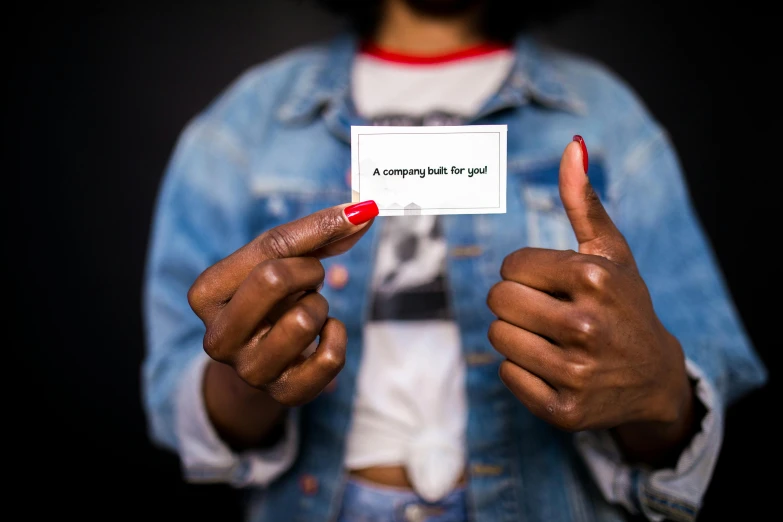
[
  {"xmin": 640, "ymin": 487, "xmax": 697, "ymax": 522},
  {"xmin": 643, "ymin": 485, "xmax": 698, "ymax": 513},
  {"xmin": 640, "ymin": 498, "xmax": 694, "ymax": 522}
]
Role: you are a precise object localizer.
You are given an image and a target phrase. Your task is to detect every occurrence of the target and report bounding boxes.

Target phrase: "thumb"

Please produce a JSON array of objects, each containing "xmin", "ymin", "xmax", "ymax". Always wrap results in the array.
[{"xmin": 559, "ymin": 136, "xmax": 634, "ymax": 266}]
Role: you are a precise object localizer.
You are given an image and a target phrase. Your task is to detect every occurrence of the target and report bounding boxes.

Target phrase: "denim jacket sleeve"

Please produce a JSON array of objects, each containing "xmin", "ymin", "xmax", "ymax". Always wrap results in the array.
[
  {"xmin": 141, "ymin": 116, "xmax": 298, "ymax": 486},
  {"xmin": 575, "ymin": 360, "xmax": 719, "ymax": 522},
  {"xmin": 575, "ymin": 96, "xmax": 768, "ymax": 521},
  {"xmin": 176, "ymin": 351, "xmax": 299, "ymax": 486}
]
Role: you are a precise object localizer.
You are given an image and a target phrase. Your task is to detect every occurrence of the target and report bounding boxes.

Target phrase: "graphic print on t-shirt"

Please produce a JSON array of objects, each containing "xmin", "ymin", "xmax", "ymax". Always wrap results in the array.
[
  {"xmin": 370, "ymin": 213, "xmax": 451, "ymax": 321},
  {"xmin": 367, "ymin": 112, "xmax": 467, "ymax": 323}
]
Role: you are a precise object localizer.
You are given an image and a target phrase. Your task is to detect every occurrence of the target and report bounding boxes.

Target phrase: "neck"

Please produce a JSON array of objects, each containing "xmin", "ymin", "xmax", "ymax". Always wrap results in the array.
[{"xmin": 373, "ymin": 0, "xmax": 484, "ymax": 55}]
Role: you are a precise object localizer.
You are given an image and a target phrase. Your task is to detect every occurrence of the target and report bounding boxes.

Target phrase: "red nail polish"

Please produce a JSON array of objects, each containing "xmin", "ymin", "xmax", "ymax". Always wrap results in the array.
[
  {"xmin": 573, "ymin": 135, "xmax": 589, "ymax": 175},
  {"xmin": 344, "ymin": 200, "xmax": 378, "ymax": 225}
]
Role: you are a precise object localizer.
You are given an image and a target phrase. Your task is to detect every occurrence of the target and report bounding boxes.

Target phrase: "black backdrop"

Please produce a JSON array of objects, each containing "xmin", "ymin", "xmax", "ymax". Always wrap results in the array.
[{"xmin": 9, "ymin": 1, "xmax": 778, "ymax": 520}]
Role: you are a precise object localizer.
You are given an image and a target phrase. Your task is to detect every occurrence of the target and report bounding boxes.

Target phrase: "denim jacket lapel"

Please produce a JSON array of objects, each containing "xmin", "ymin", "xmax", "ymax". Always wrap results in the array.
[{"xmin": 276, "ymin": 32, "xmax": 585, "ymax": 140}]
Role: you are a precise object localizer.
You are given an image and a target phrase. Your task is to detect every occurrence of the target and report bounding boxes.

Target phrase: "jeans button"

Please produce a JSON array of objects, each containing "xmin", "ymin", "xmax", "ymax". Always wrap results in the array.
[{"xmin": 404, "ymin": 504, "xmax": 426, "ymax": 522}]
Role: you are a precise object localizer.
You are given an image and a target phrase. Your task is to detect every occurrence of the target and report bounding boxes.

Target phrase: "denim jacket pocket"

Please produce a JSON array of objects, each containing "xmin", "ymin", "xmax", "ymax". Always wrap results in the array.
[
  {"xmin": 516, "ymin": 160, "xmax": 608, "ymax": 252},
  {"xmin": 250, "ymin": 181, "xmax": 351, "ymax": 227}
]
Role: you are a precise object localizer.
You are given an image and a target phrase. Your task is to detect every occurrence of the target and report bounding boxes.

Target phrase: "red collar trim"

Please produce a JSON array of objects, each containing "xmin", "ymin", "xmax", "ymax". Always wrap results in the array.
[{"xmin": 359, "ymin": 41, "xmax": 512, "ymax": 65}]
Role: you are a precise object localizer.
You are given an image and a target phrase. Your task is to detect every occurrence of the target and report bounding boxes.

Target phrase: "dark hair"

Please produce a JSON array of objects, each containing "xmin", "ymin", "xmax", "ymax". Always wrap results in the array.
[{"xmin": 311, "ymin": 0, "xmax": 588, "ymax": 42}]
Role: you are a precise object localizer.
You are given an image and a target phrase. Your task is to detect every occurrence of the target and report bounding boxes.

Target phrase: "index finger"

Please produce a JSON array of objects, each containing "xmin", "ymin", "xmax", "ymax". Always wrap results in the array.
[
  {"xmin": 190, "ymin": 200, "xmax": 377, "ymax": 308},
  {"xmin": 500, "ymin": 247, "xmax": 604, "ymax": 296},
  {"xmin": 257, "ymin": 200, "xmax": 378, "ymax": 260}
]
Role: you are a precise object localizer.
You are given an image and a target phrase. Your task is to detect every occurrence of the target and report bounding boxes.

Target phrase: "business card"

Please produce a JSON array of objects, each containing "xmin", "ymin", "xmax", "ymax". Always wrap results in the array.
[{"xmin": 351, "ymin": 125, "xmax": 507, "ymax": 216}]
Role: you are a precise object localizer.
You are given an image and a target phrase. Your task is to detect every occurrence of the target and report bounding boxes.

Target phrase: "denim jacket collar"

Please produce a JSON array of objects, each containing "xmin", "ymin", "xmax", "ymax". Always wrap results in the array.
[{"xmin": 276, "ymin": 33, "xmax": 585, "ymax": 141}]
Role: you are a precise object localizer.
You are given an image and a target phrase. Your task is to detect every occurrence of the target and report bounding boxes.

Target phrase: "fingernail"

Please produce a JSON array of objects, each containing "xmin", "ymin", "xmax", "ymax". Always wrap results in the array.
[
  {"xmin": 573, "ymin": 135, "xmax": 589, "ymax": 175},
  {"xmin": 344, "ymin": 200, "xmax": 378, "ymax": 225}
]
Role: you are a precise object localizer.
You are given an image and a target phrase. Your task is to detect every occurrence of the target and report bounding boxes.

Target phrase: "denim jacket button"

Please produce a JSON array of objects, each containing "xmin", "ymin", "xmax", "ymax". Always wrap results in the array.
[
  {"xmin": 465, "ymin": 353, "xmax": 497, "ymax": 366},
  {"xmin": 471, "ymin": 463, "xmax": 504, "ymax": 476},
  {"xmin": 404, "ymin": 504, "xmax": 426, "ymax": 522},
  {"xmin": 450, "ymin": 245, "xmax": 483, "ymax": 258},
  {"xmin": 299, "ymin": 474, "xmax": 319, "ymax": 495},
  {"xmin": 326, "ymin": 264, "xmax": 349, "ymax": 289}
]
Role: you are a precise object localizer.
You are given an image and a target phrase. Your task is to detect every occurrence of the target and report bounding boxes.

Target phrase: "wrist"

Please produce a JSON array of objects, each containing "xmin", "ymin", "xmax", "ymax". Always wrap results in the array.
[
  {"xmin": 613, "ymin": 335, "xmax": 698, "ymax": 466},
  {"xmin": 644, "ymin": 333, "xmax": 693, "ymax": 427},
  {"xmin": 204, "ymin": 360, "xmax": 288, "ymax": 449},
  {"xmin": 613, "ymin": 383, "xmax": 695, "ymax": 467}
]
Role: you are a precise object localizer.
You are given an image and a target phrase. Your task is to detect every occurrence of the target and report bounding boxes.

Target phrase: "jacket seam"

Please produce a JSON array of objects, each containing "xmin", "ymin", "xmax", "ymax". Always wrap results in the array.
[{"xmin": 640, "ymin": 484, "xmax": 698, "ymax": 522}]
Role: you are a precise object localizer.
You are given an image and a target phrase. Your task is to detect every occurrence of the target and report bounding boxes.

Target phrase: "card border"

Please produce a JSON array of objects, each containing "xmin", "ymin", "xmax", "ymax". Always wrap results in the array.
[{"xmin": 355, "ymin": 129, "xmax": 505, "ymax": 213}]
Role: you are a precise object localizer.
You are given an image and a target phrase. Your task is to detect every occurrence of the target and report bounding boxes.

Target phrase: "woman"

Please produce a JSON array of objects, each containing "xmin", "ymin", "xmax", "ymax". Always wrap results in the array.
[{"xmin": 142, "ymin": 1, "xmax": 767, "ymax": 520}]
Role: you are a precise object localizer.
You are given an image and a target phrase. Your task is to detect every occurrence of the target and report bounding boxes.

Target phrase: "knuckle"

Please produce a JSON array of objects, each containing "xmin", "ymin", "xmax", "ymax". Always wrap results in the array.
[
  {"xmin": 567, "ymin": 312, "xmax": 600, "ymax": 346},
  {"xmin": 187, "ymin": 276, "xmax": 209, "ymax": 315},
  {"xmin": 202, "ymin": 327, "xmax": 226, "ymax": 360},
  {"xmin": 291, "ymin": 307, "xmax": 318, "ymax": 334},
  {"xmin": 251, "ymin": 261, "xmax": 289, "ymax": 295},
  {"xmin": 557, "ymin": 398, "xmax": 586, "ymax": 432},
  {"xmin": 565, "ymin": 361, "xmax": 592, "ymax": 390},
  {"xmin": 577, "ymin": 259, "xmax": 613, "ymax": 292},
  {"xmin": 260, "ymin": 227, "xmax": 298, "ymax": 259}
]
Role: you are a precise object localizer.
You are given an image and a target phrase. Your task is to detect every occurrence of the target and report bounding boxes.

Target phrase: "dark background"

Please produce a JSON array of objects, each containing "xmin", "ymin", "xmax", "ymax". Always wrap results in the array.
[{"xmin": 10, "ymin": 0, "xmax": 777, "ymax": 520}]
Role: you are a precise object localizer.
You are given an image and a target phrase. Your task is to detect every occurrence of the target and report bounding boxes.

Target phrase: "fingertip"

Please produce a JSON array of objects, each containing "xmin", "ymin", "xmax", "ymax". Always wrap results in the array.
[
  {"xmin": 572, "ymin": 135, "xmax": 588, "ymax": 175},
  {"xmin": 320, "ymin": 317, "xmax": 347, "ymax": 349},
  {"xmin": 317, "ymin": 317, "xmax": 347, "ymax": 372},
  {"xmin": 497, "ymin": 360, "xmax": 525, "ymax": 397},
  {"xmin": 344, "ymin": 200, "xmax": 379, "ymax": 226},
  {"xmin": 559, "ymin": 140, "xmax": 589, "ymax": 197}
]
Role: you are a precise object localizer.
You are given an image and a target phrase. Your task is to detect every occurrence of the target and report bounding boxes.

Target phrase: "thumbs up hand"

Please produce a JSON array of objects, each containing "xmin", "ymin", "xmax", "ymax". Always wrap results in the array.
[{"xmin": 487, "ymin": 136, "xmax": 696, "ymax": 463}]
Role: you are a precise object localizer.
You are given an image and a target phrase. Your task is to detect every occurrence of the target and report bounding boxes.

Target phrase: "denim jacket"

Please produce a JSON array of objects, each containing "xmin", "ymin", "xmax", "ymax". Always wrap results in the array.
[{"xmin": 142, "ymin": 34, "xmax": 767, "ymax": 522}]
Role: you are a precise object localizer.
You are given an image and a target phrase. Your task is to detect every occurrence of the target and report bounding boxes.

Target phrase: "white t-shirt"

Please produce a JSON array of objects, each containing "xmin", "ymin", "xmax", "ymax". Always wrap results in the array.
[{"xmin": 344, "ymin": 43, "xmax": 515, "ymax": 502}]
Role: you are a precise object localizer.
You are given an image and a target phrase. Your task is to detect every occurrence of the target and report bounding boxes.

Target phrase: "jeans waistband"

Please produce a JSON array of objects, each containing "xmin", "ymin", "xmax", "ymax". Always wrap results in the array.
[{"xmin": 337, "ymin": 477, "xmax": 468, "ymax": 522}]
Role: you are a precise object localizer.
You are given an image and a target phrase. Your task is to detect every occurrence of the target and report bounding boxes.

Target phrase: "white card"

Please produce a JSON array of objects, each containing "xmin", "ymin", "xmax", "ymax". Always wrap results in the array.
[{"xmin": 351, "ymin": 125, "xmax": 507, "ymax": 216}]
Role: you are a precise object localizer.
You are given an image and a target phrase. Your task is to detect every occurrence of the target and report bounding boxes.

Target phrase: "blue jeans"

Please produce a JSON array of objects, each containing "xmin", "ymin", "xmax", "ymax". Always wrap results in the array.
[{"xmin": 336, "ymin": 478, "xmax": 468, "ymax": 522}]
